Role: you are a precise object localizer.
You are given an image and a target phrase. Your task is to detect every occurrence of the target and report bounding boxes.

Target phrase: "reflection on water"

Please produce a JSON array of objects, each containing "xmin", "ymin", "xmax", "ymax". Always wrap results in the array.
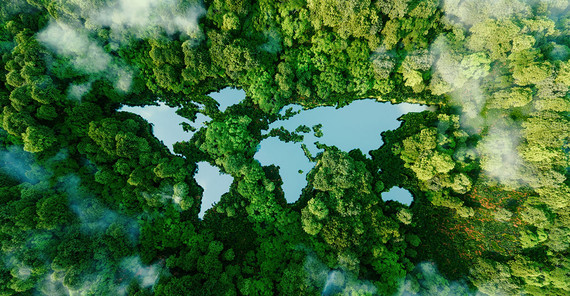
[
  {"xmin": 382, "ymin": 187, "xmax": 414, "ymax": 206},
  {"xmin": 209, "ymin": 87, "xmax": 246, "ymax": 112},
  {"xmin": 118, "ymin": 102, "xmax": 209, "ymax": 153},
  {"xmin": 195, "ymin": 162, "xmax": 233, "ymax": 218},
  {"xmin": 255, "ymin": 99, "xmax": 427, "ymax": 203},
  {"xmin": 122, "ymin": 93, "xmax": 424, "ymax": 209}
]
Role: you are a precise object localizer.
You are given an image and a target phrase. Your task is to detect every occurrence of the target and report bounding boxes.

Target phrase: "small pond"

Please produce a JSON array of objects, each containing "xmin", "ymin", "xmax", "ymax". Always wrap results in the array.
[{"xmin": 382, "ymin": 187, "xmax": 414, "ymax": 206}]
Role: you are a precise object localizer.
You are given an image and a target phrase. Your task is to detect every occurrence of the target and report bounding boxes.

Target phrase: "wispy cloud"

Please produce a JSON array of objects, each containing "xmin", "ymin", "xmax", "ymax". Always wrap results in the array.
[
  {"xmin": 477, "ymin": 122, "xmax": 524, "ymax": 188},
  {"xmin": 37, "ymin": 22, "xmax": 133, "ymax": 92},
  {"xmin": 120, "ymin": 256, "xmax": 162, "ymax": 289},
  {"xmin": 396, "ymin": 262, "xmax": 475, "ymax": 296},
  {"xmin": 0, "ymin": 145, "xmax": 50, "ymax": 183},
  {"xmin": 66, "ymin": 82, "xmax": 92, "ymax": 101},
  {"xmin": 442, "ymin": 0, "xmax": 531, "ymax": 27},
  {"xmin": 303, "ymin": 252, "xmax": 378, "ymax": 295},
  {"xmin": 91, "ymin": 0, "xmax": 206, "ymax": 39},
  {"xmin": 427, "ymin": 0, "xmax": 559, "ymax": 188}
]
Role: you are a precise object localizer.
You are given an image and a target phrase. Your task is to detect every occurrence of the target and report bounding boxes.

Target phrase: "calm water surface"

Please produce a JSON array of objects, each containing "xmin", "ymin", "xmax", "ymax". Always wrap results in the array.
[
  {"xmin": 122, "ymin": 91, "xmax": 423, "ymax": 214},
  {"xmin": 255, "ymin": 99, "xmax": 426, "ymax": 204}
]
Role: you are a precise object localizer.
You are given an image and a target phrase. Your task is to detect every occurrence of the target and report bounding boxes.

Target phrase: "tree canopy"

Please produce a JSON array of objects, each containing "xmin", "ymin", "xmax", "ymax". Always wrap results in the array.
[{"xmin": 0, "ymin": 0, "xmax": 568, "ymax": 295}]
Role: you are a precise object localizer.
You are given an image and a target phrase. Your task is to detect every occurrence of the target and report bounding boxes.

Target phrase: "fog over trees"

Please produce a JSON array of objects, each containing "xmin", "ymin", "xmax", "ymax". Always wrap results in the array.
[{"xmin": 0, "ymin": 0, "xmax": 568, "ymax": 295}]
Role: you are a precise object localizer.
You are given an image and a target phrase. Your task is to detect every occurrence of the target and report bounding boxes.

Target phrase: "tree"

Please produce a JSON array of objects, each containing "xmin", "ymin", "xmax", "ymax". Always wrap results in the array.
[
  {"xmin": 36, "ymin": 193, "xmax": 71, "ymax": 229},
  {"xmin": 487, "ymin": 87, "xmax": 532, "ymax": 109},
  {"xmin": 115, "ymin": 132, "xmax": 150, "ymax": 159},
  {"xmin": 148, "ymin": 40, "xmax": 185, "ymax": 93},
  {"xmin": 22, "ymin": 125, "xmax": 56, "ymax": 153},
  {"xmin": 399, "ymin": 128, "xmax": 455, "ymax": 181},
  {"xmin": 153, "ymin": 157, "xmax": 186, "ymax": 180},
  {"xmin": 29, "ymin": 75, "xmax": 62, "ymax": 104},
  {"xmin": 307, "ymin": 0, "xmax": 382, "ymax": 47},
  {"xmin": 467, "ymin": 19, "xmax": 520, "ymax": 61},
  {"xmin": 470, "ymin": 258, "xmax": 519, "ymax": 295},
  {"xmin": 8, "ymin": 85, "xmax": 32, "ymax": 112},
  {"xmin": 2, "ymin": 106, "xmax": 35, "ymax": 137},
  {"xmin": 199, "ymin": 115, "xmax": 257, "ymax": 172}
]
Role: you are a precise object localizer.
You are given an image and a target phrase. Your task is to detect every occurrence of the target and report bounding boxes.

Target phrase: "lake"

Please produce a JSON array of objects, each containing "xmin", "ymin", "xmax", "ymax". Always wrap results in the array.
[
  {"xmin": 118, "ymin": 102, "xmax": 210, "ymax": 153},
  {"xmin": 195, "ymin": 161, "xmax": 233, "ymax": 218},
  {"xmin": 119, "ymin": 88, "xmax": 241, "ymax": 218},
  {"xmin": 382, "ymin": 187, "xmax": 414, "ymax": 206},
  {"xmin": 255, "ymin": 99, "xmax": 426, "ymax": 204},
  {"xmin": 121, "ymin": 89, "xmax": 423, "ymax": 215}
]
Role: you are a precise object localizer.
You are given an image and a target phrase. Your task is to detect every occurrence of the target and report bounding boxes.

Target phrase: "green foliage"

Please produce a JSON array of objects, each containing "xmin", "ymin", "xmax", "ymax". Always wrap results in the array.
[
  {"xmin": 310, "ymin": 148, "xmax": 371, "ymax": 194},
  {"xmin": 0, "ymin": 0, "xmax": 568, "ymax": 295},
  {"xmin": 199, "ymin": 115, "xmax": 257, "ymax": 171},
  {"xmin": 307, "ymin": 0, "xmax": 382, "ymax": 47},
  {"xmin": 22, "ymin": 125, "xmax": 55, "ymax": 153},
  {"xmin": 395, "ymin": 122, "xmax": 473, "ymax": 201},
  {"xmin": 467, "ymin": 19, "xmax": 520, "ymax": 61}
]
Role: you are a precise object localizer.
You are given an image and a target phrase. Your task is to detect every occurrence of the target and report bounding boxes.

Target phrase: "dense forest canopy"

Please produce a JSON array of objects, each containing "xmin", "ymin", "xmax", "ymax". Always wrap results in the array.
[{"xmin": 0, "ymin": 0, "xmax": 568, "ymax": 295}]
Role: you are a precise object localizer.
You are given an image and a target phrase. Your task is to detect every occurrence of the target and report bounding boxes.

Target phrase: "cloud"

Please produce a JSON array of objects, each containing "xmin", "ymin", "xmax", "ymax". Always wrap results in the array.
[
  {"xmin": 67, "ymin": 82, "xmax": 92, "ymax": 101},
  {"xmin": 428, "ymin": 2, "xmax": 546, "ymax": 187},
  {"xmin": 38, "ymin": 273, "xmax": 71, "ymax": 296},
  {"xmin": 301, "ymin": 254, "xmax": 479, "ymax": 296},
  {"xmin": 397, "ymin": 103, "xmax": 429, "ymax": 114},
  {"xmin": 113, "ymin": 67, "xmax": 133, "ymax": 92},
  {"xmin": 38, "ymin": 22, "xmax": 111, "ymax": 74},
  {"xmin": 442, "ymin": 0, "xmax": 531, "ymax": 27},
  {"xmin": 63, "ymin": 175, "xmax": 140, "ymax": 242},
  {"xmin": 477, "ymin": 122, "xmax": 524, "ymax": 188},
  {"xmin": 37, "ymin": 22, "xmax": 133, "ymax": 92},
  {"xmin": 16, "ymin": 266, "xmax": 32, "ymax": 280},
  {"xmin": 396, "ymin": 262, "xmax": 475, "ymax": 296},
  {"xmin": 3, "ymin": 255, "xmax": 32, "ymax": 281},
  {"xmin": 430, "ymin": 37, "xmax": 491, "ymax": 131},
  {"xmin": 302, "ymin": 252, "xmax": 378, "ymax": 296},
  {"xmin": 370, "ymin": 47, "xmax": 396, "ymax": 80},
  {"xmin": 38, "ymin": 257, "xmax": 161, "ymax": 296},
  {"xmin": 260, "ymin": 30, "xmax": 282, "ymax": 53},
  {"xmin": 1, "ymin": 0, "xmax": 36, "ymax": 20},
  {"xmin": 0, "ymin": 144, "xmax": 158, "ymax": 295},
  {"xmin": 37, "ymin": 0, "xmax": 207, "ymax": 96},
  {"xmin": 46, "ymin": 177, "xmax": 158, "ymax": 295},
  {"xmin": 86, "ymin": 0, "xmax": 206, "ymax": 40},
  {"xmin": 120, "ymin": 256, "xmax": 162, "ymax": 289},
  {"xmin": 0, "ymin": 145, "xmax": 49, "ymax": 183},
  {"xmin": 70, "ymin": 198, "xmax": 138, "ymax": 239}
]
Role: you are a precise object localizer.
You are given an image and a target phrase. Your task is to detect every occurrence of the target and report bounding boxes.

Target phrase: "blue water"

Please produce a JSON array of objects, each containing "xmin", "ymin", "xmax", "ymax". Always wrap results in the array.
[
  {"xmin": 119, "ymin": 87, "xmax": 245, "ymax": 152},
  {"xmin": 255, "ymin": 100, "xmax": 427, "ymax": 203},
  {"xmin": 382, "ymin": 187, "xmax": 414, "ymax": 206},
  {"xmin": 208, "ymin": 88, "xmax": 246, "ymax": 112},
  {"xmin": 195, "ymin": 162, "xmax": 233, "ymax": 218},
  {"xmin": 119, "ymin": 87, "xmax": 242, "ymax": 217},
  {"xmin": 122, "ymin": 92, "xmax": 425, "ymax": 212},
  {"xmin": 118, "ymin": 102, "xmax": 210, "ymax": 153}
]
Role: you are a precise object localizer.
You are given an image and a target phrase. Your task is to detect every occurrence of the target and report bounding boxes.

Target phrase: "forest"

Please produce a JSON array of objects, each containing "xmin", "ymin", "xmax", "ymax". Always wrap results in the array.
[{"xmin": 0, "ymin": 0, "xmax": 568, "ymax": 295}]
